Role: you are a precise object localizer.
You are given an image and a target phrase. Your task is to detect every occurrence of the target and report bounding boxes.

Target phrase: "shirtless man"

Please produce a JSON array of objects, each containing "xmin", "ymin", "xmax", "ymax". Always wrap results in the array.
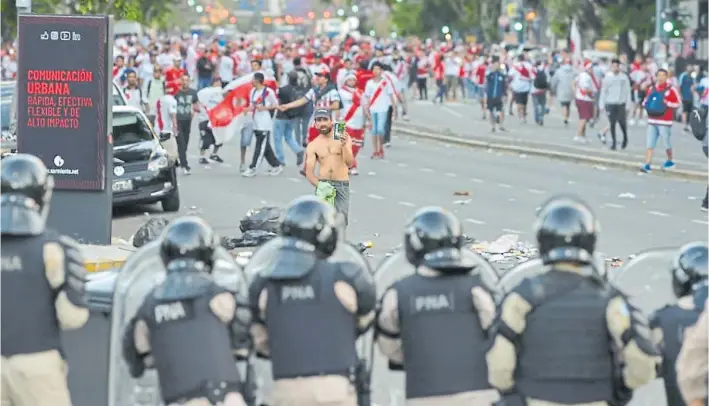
[{"xmin": 304, "ymin": 108, "xmax": 354, "ymax": 228}]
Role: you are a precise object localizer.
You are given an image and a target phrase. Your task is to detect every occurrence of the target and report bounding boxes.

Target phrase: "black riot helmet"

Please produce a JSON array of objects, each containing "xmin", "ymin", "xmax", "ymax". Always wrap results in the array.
[
  {"xmin": 280, "ymin": 195, "xmax": 338, "ymax": 257},
  {"xmin": 1, "ymin": 153, "xmax": 54, "ymax": 236},
  {"xmin": 404, "ymin": 207, "xmax": 473, "ymax": 271},
  {"xmin": 672, "ymin": 241, "xmax": 708, "ymax": 298},
  {"xmin": 159, "ymin": 216, "xmax": 218, "ymax": 273},
  {"xmin": 534, "ymin": 195, "xmax": 598, "ymax": 266}
]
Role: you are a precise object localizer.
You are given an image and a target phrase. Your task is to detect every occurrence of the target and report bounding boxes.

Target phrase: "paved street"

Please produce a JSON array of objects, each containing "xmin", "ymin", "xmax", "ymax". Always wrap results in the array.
[
  {"xmin": 99, "ymin": 131, "xmax": 709, "ymax": 405},
  {"xmin": 401, "ymin": 98, "xmax": 708, "ymax": 172}
]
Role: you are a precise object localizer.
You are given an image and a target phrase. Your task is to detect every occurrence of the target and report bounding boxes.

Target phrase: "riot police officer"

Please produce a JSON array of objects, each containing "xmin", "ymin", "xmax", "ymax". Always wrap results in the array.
[
  {"xmin": 122, "ymin": 216, "xmax": 252, "ymax": 406},
  {"xmin": 1, "ymin": 153, "xmax": 89, "ymax": 406},
  {"xmin": 247, "ymin": 195, "xmax": 376, "ymax": 406},
  {"xmin": 486, "ymin": 195, "xmax": 661, "ymax": 406},
  {"xmin": 375, "ymin": 207, "xmax": 500, "ymax": 405},
  {"xmin": 650, "ymin": 241, "xmax": 708, "ymax": 406}
]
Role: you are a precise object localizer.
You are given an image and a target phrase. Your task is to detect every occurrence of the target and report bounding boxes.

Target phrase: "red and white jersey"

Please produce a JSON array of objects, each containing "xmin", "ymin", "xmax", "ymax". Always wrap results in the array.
[
  {"xmin": 575, "ymin": 71, "xmax": 596, "ymax": 102},
  {"xmin": 393, "ymin": 59, "xmax": 407, "ymax": 81},
  {"xmin": 112, "ymin": 66, "xmax": 126, "ymax": 84},
  {"xmin": 416, "ymin": 58, "xmax": 429, "ymax": 78},
  {"xmin": 473, "ymin": 61, "xmax": 487, "ymax": 85},
  {"xmin": 339, "ymin": 86, "xmax": 365, "ymax": 129},
  {"xmin": 630, "ymin": 69, "xmax": 652, "ymax": 90},
  {"xmin": 462, "ymin": 61, "xmax": 473, "ymax": 80},
  {"xmin": 154, "ymin": 94, "xmax": 177, "ymax": 134}
]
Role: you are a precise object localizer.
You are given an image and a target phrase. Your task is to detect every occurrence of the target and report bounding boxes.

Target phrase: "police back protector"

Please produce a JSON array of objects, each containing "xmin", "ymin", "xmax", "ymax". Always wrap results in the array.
[
  {"xmin": 395, "ymin": 272, "xmax": 491, "ymax": 398},
  {"xmin": 515, "ymin": 270, "xmax": 615, "ymax": 404},
  {"xmin": 654, "ymin": 304, "xmax": 703, "ymax": 406},
  {"xmin": 265, "ymin": 260, "xmax": 358, "ymax": 380},
  {"xmin": 138, "ymin": 273, "xmax": 241, "ymax": 404},
  {"xmin": 1, "ymin": 232, "xmax": 63, "ymax": 356}
]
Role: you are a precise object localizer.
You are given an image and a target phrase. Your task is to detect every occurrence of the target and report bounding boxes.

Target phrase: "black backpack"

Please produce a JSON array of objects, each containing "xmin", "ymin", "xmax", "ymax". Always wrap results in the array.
[
  {"xmin": 534, "ymin": 69, "xmax": 548, "ymax": 89},
  {"xmin": 690, "ymin": 107, "xmax": 707, "ymax": 141}
]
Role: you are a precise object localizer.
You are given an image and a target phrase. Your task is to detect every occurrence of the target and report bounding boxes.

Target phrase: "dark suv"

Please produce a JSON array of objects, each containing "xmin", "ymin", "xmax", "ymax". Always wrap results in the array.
[{"xmin": 112, "ymin": 105, "xmax": 180, "ymax": 212}]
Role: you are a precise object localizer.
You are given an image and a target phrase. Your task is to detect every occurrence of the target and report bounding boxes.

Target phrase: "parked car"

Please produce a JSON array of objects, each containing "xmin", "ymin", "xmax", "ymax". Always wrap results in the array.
[{"xmin": 111, "ymin": 105, "xmax": 180, "ymax": 211}]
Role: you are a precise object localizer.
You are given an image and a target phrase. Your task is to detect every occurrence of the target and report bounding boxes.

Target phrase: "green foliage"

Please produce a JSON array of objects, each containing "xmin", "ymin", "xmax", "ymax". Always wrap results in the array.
[
  {"xmin": 599, "ymin": 0, "xmax": 655, "ymax": 39},
  {"xmin": 389, "ymin": 1, "xmax": 424, "ymax": 35},
  {"xmin": 391, "ymin": 0, "xmax": 480, "ymax": 36},
  {"xmin": 1, "ymin": 0, "xmax": 178, "ymax": 39}
]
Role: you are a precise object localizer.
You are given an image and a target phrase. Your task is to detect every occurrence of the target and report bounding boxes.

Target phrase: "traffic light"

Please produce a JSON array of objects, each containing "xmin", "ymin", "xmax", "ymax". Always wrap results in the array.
[
  {"xmin": 662, "ymin": 9, "xmax": 679, "ymax": 35},
  {"xmin": 513, "ymin": 21, "xmax": 523, "ymax": 31}
]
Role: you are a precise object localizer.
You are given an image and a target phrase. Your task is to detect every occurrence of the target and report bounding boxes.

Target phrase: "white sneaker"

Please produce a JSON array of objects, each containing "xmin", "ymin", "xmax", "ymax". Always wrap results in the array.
[
  {"xmin": 268, "ymin": 165, "xmax": 284, "ymax": 176},
  {"xmin": 239, "ymin": 164, "xmax": 246, "ymax": 173},
  {"xmin": 241, "ymin": 168, "xmax": 256, "ymax": 177},
  {"xmin": 181, "ymin": 168, "xmax": 191, "ymax": 175},
  {"xmin": 349, "ymin": 168, "xmax": 359, "ymax": 175},
  {"xmin": 573, "ymin": 136, "xmax": 588, "ymax": 143},
  {"xmin": 628, "ymin": 119, "xmax": 637, "ymax": 126}
]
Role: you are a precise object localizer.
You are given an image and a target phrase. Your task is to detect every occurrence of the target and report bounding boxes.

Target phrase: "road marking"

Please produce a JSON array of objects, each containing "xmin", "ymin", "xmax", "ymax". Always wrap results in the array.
[
  {"xmin": 471, "ymin": 178, "xmax": 484, "ymax": 183},
  {"xmin": 464, "ymin": 218, "xmax": 486, "ymax": 225},
  {"xmin": 445, "ymin": 172, "xmax": 457, "ymax": 177},
  {"xmin": 497, "ymin": 183, "xmax": 512, "ymax": 188},
  {"xmin": 420, "ymin": 167, "xmax": 434, "ymax": 173},
  {"xmin": 602, "ymin": 203, "xmax": 625, "ymax": 209},
  {"xmin": 647, "ymin": 210, "xmax": 670, "ymax": 217},
  {"xmin": 691, "ymin": 219, "xmax": 708, "ymax": 225},
  {"xmin": 527, "ymin": 188, "xmax": 545, "ymax": 194},
  {"xmin": 287, "ymin": 177, "xmax": 302, "ymax": 183},
  {"xmin": 367, "ymin": 193, "xmax": 385, "ymax": 200},
  {"xmin": 502, "ymin": 228, "xmax": 524, "ymax": 234},
  {"xmin": 397, "ymin": 162, "xmax": 408, "ymax": 168},
  {"xmin": 398, "ymin": 201, "xmax": 416, "ymax": 207},
  {"xmin": 442, "ymin": 106, "xmax": 463, "ymax": 117}
]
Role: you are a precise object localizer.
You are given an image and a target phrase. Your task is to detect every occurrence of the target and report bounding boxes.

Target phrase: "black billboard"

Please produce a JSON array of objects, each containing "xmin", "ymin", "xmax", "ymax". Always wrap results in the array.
[{"xmin": 17, "ymin": 15, "xmax": 109, "ymax": 190}]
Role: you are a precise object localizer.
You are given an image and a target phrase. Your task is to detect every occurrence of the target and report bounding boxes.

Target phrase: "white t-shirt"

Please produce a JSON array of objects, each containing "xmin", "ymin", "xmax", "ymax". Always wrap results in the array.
[
  {"xmin": 154, "ymin": 95, "xmax": 177, "ymax": 134},
  {"xmin": 509, "ymin": 62, "xmax": 534, "ymax": 93},
  {"xmin": 364, "ymin": 77, "xmax": 393, "ymax": 114},
  {"xmin": 138, "ymin": 61, "xmax": 154, "ymax": 83},
  {"xmin": 443, "ymin": 57, "xmax": 461, "ymax": 76},
  {"xmin": 699, "ymin": 77, "xmax": 709, "ymax": 106},
  {"xmin": 196, "ymin": 86, "xmax": 224, "ymax": 123},
  {"xmin": 123, "ymin": 87, "xmax": 143, "ymax": 110},
  {"xmin": 339, "ymin": 86, "xmax": 365, "ymax": 129},
  {"xmin": 249, "ymin": 87, "xmax": 278, "ymax": 131},
  {"xmin": 218, "ymin": 55, "xmax": 235, "ymax": 82},
  {"xmin": 575, "ymin": 71, "xmax": 596, "ymax": 101},
  {"xmin": 156, "ymin": 53, "xmax": 174, "ymax": 70}
]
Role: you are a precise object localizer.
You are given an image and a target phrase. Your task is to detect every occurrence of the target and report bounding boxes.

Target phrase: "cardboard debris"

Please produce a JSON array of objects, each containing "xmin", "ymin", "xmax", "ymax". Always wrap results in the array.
[
  {"xmin": 454, "ymin": 191, "xmax": 472, "ymax": 196},
  {"xmin": 618, "ymin": 192, "xmax": 636, "ymax": 199},
  {"xmin": 469, "ymin": 234, "xmax": 538, "ymax": 264},
  {"xmin": 453, "ymin": 199, "xmax": 472, "ymax": 205}
]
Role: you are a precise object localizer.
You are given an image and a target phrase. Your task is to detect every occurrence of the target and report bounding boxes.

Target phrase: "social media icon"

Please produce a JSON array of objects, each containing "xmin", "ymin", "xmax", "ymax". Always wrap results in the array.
[
  {"xmin": 50, "ymin": 31, "xmax": 58, "ymax": 40},
  {"xmin": 72, "ymin": 32, "xmax": 81, "ymax": 41},
  {"xmin": 53, "ymin": 155, "xmax": 64, "ymax": 167},
  {"xmin": 59, "ymin": 31, "xmax": 70, "ymax": 40},
  {"xmin": 40, "ymin": 31, "xmax": 49, "ymax": 40}
]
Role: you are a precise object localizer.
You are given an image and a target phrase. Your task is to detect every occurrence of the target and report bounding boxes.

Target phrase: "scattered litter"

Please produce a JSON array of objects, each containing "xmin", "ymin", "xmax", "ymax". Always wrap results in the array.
[
  {"xmin": 519, "ymin": 154, "xmax": 527, "ymax": 158},
  {"xmin": 469, "ymin": 234, "xmax": 538, "ymax": 264},
  {"xmin": 606, "ymin": 257, "xmax": 624, "ymax": 268},
  {"xmin": 374, "ymin": 233, "xmax": 380, "ymax": 237},
  {"xmin": 240, "ymin": 206, "xmax": 282, "ymax": 234},
  {"xmin": 688, "ymin": 196, "xmax": 699, "ymax": 200},
  {"xmin": 454, "ymin": 191, "xmax": 472, "ymax": 196},
  {"xmin": 617, "ymin": 192, "xmax": 636, "ymax": 199},
  {"xmin": 453, "ymin": 199, "xmax": 472, "ymax": 205},
  {"xmin": 594, "ymin": 165, "xmax": 608, "ymax": 171},
  {"xmin": 132, "ymin": 218, "xmax": 170, "ymax": 248},
  {"xmin": 221, "ymin": 230, "xmax": 277, "ymax": 249},
  {"xmin": 368, "ymin": 172, "xmax": 377, "ymax": 176}
]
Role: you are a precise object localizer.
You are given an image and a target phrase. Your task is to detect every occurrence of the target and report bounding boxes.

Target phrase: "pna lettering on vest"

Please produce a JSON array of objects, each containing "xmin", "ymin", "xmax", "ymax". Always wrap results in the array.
[
  {"xmin": 414, "ymin": 294, "xmax": 453, "ymax": 312},
  {"xmin": 1, "ymin": 255, "xmax": 23, "ymax": 272},
  {"xmin": 281, "ymin": 285, "xmax": 316, "ymax": 301},
  {"xmin": 155, "ymin": 302, "xmax": 187, "ymax": 323}
]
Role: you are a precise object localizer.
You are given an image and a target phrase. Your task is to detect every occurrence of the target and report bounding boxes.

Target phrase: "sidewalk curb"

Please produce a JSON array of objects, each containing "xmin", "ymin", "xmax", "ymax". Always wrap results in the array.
[
  {"xmin": 81, "ymin": 244, "xmax": 135, "ymax": 272},
  {"xmin": 394, "ymin": 125, "xmax": 707, "ymax": 183}
]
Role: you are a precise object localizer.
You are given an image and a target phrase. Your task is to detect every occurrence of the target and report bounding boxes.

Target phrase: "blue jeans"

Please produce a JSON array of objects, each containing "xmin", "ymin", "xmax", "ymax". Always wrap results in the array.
[
  {"xmin": 293, "ymin": 115, "xmax": 309, "ymax": 146},
  {"xmin": 371, "ymin": 111, "xmax": 388, "ymax": 136},
  {"xmin": 197, "ymin": 76, "xmax": 211, "ymax": 90},
  {"xmin": 532, "ymin": 93, "xmax": 547, "ymax": 124},
  {"xmin": 273, "ymin": 118, "xmax": 302, "ymax": 164}
]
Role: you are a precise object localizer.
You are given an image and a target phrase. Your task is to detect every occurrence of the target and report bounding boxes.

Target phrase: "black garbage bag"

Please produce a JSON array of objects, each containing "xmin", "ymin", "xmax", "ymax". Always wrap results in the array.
[
  {"xmin": 132, "ymin": 217, "xmax": 170, "ymax": 248},
  {"xmin": 239, "ymin": 206, "xmax": 283, "ymax": 234},
  {"xmin": 221, "ymin": 230, "xmax": 278, "ymax": 249}
]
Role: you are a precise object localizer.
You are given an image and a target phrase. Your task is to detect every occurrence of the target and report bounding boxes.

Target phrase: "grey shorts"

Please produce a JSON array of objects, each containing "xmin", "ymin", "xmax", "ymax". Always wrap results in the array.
[
  {"xmin": 321, "ymin": 180, "xmax": 350, "ymax": 226},
  {"xmin": 240, "ymin": 121, "xmax": 254, "ymax": 148}
]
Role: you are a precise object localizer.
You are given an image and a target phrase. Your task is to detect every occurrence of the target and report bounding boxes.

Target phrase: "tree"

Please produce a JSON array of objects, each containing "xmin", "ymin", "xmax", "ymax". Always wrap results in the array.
[
  {"xmin": 596, "ymin": 0, "xmax": 655, "ymax": 58},
  {"xmin": 1, "ymin": 0, "xmax": 63, "ymax": 39},
  {"xmin": 544, "ymin": 0, "xmax": 605, "ymax": 47}
]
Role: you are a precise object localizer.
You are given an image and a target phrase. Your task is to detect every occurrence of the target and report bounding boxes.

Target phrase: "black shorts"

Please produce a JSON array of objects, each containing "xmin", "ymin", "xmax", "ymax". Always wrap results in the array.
[
  {"xmin": 683, "ymin": 100, "xmax": 694, "ymax": 114},
  {"xmin": 513, "ymin": 91, "xmax": 529, "ymax": 106},
  {"xmin": 198, "ymin": 120, "xmax": 216, "ymax": 150},
  {"xmin": 560, "ymin": 101, "xmax": 571, "ymax": 108},
  {"xmin": 634, "ymin": 90, "xmax": 646, "ymax": 104},
  {"xmin": 487, "ymin": 98, "xmax": 503, "ymax": 112}
]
